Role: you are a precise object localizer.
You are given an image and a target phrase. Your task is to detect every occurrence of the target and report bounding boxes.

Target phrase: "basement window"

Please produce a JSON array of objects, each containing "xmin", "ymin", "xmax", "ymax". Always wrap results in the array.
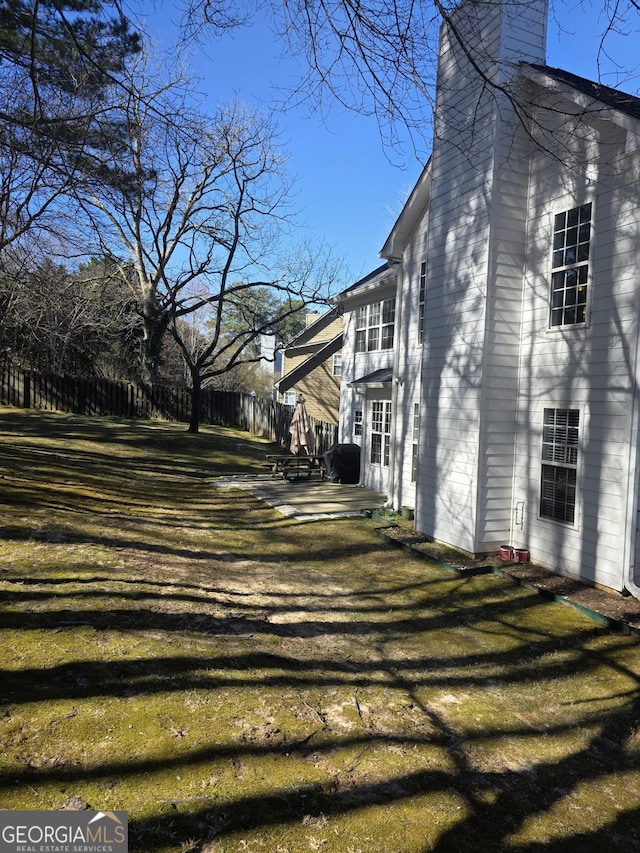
[{"xmin": 540, "ymin": 408, "xmax": 579, "ymax": 524}]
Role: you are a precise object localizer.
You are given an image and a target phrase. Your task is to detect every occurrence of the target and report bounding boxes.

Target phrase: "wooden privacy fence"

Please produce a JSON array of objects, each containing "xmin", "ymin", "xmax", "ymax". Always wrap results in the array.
[{"xmin": 0, "ymin": 362, "xmax": 338, "ymax": 453}]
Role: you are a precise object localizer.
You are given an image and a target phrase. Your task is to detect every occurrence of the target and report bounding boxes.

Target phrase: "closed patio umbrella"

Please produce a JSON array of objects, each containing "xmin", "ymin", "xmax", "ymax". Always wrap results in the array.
[{"xmin": 289, "ymin": 394, "xmax": 315, "ymax": 456}]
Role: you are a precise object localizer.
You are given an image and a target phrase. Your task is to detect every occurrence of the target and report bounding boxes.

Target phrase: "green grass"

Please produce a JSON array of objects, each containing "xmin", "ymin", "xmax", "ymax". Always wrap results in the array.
[{"xmin": 1, "ymin": 406, "xmax": 640, "ymax": 852}]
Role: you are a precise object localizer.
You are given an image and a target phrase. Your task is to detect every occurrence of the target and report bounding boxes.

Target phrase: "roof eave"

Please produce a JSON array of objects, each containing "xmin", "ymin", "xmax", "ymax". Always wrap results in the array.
[
  {"xmin": 521, "ymin": 63, "xmax": 640, "ymax": 132},
  {"xmin": 380, "ymin": 159, "xmax": 432, "ymax": 260},
  {"xmin": 275, "ymin": 333, "xmax": 343, "ymax": 393}
]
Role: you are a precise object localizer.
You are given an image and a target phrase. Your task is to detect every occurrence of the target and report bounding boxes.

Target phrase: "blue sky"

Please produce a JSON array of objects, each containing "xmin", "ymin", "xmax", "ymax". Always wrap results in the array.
[{"xmin": 141, "ymin": 1, "xmax": 640, "ymax": 288}]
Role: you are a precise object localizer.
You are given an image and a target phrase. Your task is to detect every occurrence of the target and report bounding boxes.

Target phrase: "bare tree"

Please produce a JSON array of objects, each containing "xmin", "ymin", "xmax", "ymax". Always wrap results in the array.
[
  {"xmin": 167, "ymin": 250, "xmax": 338, "ymax": 431},
  {"xmin": 0, "ymin": 75, "xmax": 82, "ymax": 256},
  {"xmin": 76, "ymin": 57, "xmax": 340, "ymax": 428},
  {"xmin": 0, "ymin": 253, "xmax": 141, "ymax": 375},
  {"xmin": 174, "ymin": 0, "xmax": 640, "ymax": 156}
]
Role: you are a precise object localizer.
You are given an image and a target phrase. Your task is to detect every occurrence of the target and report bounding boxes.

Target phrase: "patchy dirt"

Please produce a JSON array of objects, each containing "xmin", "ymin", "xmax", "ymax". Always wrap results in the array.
[
  {"xmin": 499, "ymin": 561, "xmax": 640, "ymax": 630},
  {"xmin": 3, "ymin": 411, "xmax": 640, "ymax": 853}
]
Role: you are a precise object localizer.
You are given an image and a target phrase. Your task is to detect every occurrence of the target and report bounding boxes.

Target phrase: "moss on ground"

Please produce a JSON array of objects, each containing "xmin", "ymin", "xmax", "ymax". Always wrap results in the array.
[{"xmin": 1, "ymin": 407, "xmax": 640, "ymax": 852}]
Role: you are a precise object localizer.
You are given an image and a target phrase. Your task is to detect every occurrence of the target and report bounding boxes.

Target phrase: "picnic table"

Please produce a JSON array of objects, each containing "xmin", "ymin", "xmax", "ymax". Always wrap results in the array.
[{"xmin": 266, "ymin": 453, "xmax": 326, "ymax": 481}]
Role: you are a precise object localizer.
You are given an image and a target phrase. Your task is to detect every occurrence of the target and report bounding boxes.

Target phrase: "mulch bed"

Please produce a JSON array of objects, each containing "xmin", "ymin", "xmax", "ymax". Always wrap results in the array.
[{"xmin": 378, "ymin": 525, "xmax": 640, "ymax": 635}]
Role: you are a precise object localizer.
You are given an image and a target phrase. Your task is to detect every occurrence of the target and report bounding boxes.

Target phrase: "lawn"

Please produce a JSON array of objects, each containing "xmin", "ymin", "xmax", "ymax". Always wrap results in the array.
[{"xmin": 1, "ymin": 406, "xmax": 640, "ymax": 853}]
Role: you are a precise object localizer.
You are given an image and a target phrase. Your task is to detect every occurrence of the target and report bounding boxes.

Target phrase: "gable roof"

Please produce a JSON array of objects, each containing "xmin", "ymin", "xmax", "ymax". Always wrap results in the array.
[
  {"xmin": 284, "ymin": 306, "xmax": 342, "ymax": 350},
  {"xmin": 380, "ymin": 160, "xmax": 431, "ymax": 261},
  {"xmin": 334, "ymin": 262, "xmax": 397, "ymax": 305},
  {"xmin": 275, "ymin": 333, "xmax": 343, "ymax": 394},
  {"xmin": 524, "ymin": 63, "xmax": 640, "ymax": 122},
  {"xmin": 338, "ymin": 263, "xmax": 390, "ymax": 298}
]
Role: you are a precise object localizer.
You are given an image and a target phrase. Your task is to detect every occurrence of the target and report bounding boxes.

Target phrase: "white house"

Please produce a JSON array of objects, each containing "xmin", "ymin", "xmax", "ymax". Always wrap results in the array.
[
  {"xmin": 336, "ymin": 264, "xmax": 398, "ymax": 495},
  {"xmin": 336, "ymin": 0, "xmax": 640, "ymax": 598}
]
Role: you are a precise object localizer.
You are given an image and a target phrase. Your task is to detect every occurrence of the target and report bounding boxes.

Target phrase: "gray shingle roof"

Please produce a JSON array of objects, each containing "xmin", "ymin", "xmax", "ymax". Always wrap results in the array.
[{"xmin": 527, "ymin": 63, "xmax": 640, "ymax": 122}]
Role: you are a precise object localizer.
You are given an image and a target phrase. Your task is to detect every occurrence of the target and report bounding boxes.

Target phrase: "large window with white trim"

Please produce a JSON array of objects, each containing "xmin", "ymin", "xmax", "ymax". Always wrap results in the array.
[
  {"xmin": 550, "ymin": 203, "xmax": 591, "ymax": 327},
  {"xmin": 355, "ymin": 299, "xmax": 395, "ymax": 353},
  {"xmin": 540, "ymin": 408, "xmax": 579, "ymax": 524},
  {"xmin": 370, "ymin": 400, "xmax": 391, "ymax": 466}
]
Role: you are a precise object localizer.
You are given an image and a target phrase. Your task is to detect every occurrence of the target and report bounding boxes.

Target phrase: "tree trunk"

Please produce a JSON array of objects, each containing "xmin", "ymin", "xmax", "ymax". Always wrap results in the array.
[
  {"xmin": 188, "ymin": 369, "xmax": 202, "ymax": 433},
  {"xmin": 141, "ymin": 299, "xmax": 168, "ymax": 384}
]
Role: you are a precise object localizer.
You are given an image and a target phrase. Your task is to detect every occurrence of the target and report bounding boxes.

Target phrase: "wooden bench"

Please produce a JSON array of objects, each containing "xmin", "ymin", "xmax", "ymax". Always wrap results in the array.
[{"xmin": 265, "ymin": 454, "xmax": 326, "ymax": 481}]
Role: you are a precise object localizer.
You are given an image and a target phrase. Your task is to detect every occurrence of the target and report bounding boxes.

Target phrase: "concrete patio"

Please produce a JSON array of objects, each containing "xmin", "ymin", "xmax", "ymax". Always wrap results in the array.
[{"xmin": 212, "ymin": 473, "xmax": 386, "ymax": 520}]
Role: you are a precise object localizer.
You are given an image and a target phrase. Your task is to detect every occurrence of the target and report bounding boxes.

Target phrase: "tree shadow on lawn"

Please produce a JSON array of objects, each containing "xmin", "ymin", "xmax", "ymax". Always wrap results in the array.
[
  {"xmin": 2, "ymin": 572, "xmax": 640, "ymax": 851},
  {"xmin": 2, "ymin": 411, "xmax": 640, "ymax": 849},
  {"xmin": 0, "ymin": 410, "xmax": 278, "ymax": 476},
  {"xmin": 0, "ymin": 568, "xmax": 597, "ymax": 651},
  {"xmin": 4, "ymin": 641, "xmax": 639, "ymax": 852}
]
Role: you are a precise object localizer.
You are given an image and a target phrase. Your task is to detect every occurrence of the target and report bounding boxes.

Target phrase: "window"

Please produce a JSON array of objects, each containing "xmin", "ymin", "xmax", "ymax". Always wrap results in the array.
[
  {"xmin": 540, "ymin": 408, "xmax": 579, "ymax": 524},
  {"xmin": 418, "ymin": 262, "xmax": 426, "ymax": 344},
  {"xmin": 354, "ymin": 409, "xmax": 363, "ymax": 438},
  {"xmin": 411, "ymin": 403, "xmax": 420, "ymax": 482},
  {"xmin": 550, "ymin": 203, "xmax": 591, "ymax": 327},
  {"xmin": 355, "ymin": 299, "xmax": 395, "ymax": 352},
  {"xmin": 355, "ymin": 306, "xmax": 367, "ymax": 353},
  {"xmin": 368, "ymin": 302, "xmax": 381, "ymax": 350},
  {"xmin": 381, "ymin": 298, "xmax": 395, "ymax": 349},
  {"xmin": 370, "ymin": 400, "xmax": 391, "ymax": 466},
  {"xmin": 283, "ymin": 391, "xmax": 296, "ymax": 407},
  {"xmin": 332, "ymin": 353, "xmax": 342, "ymax": 377}
]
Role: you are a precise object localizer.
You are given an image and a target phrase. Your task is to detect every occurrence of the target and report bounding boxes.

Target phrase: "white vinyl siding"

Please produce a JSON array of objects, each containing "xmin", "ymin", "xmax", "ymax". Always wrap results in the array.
[{"xmin": 513, "ymin": 139, "xmax": 640, "ymax": 591}]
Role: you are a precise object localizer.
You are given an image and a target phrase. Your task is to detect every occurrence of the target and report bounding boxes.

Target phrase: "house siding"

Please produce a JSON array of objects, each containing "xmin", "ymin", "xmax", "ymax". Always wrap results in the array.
[
  {"xmin": 340, "ymin": 0, "xmax": 640, "ymax": 594},
  {"xmin": 414, "ymin": 5, "xmax": 512, "ymax": 552},
  {"xmin": 337, "ymin": 271, "xmax": 396, "ymax": 493},
  {"xmin": 512, "ymin": 130, "xmax": 640, "ymax": 590},
  {"xmin": 393, "ymin": 218, "xmax": 429, "ymax": 510},
  {"xmin": 279, "ymin": 315, "xmax": 343, "ymax": 424}
]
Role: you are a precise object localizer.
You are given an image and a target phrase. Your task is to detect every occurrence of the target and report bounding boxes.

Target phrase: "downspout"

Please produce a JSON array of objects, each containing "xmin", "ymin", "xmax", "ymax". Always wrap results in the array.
[
  {"xmin": 388, "ymin": 260, "xmax": 403, "ymax": 510},
  {"xmin": 509, "ymin": 150, "xmax": 536, "ymax": 552},
  {"xmin": 623, "ymin": 254, "xmax": 640, "ymax": 599},
  {"xmin": 357, "ymin": 386, "xmax": 368, "ymax": 487}
]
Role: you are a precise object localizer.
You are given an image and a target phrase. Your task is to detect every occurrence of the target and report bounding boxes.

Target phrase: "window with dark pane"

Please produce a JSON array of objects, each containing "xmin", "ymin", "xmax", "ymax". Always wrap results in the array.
[
  {"xmin": 411, "ymin": 402, "xmax": 420, "ymax": 482},
  {"xmin": 381, "ymin": 298, "xmax": 395, "ymax": 349},
  {"xmin": 418, "ymin": 261, "xmax": 426, "ymax": 344},
  {"xmin": 550, "ymin": 203, "xmax": 591, "ymax": 327},
  {"xmin": 355, "ymin": 306, "xmax": 367, "ymax": 353},
  {"xmin": 370, "ymin": 400, "xmax": 391, "ymax": 467},
  {"xmin": 354, "ymin": 409, "xmax": 363, "ymax": 438},
  {"xmin": 540, "ymin": 408, "xmax": 579, "ymax": 524},
  {"xmin": 370, "ymin": 401, "xmax": 383, "ymax": 464}
]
